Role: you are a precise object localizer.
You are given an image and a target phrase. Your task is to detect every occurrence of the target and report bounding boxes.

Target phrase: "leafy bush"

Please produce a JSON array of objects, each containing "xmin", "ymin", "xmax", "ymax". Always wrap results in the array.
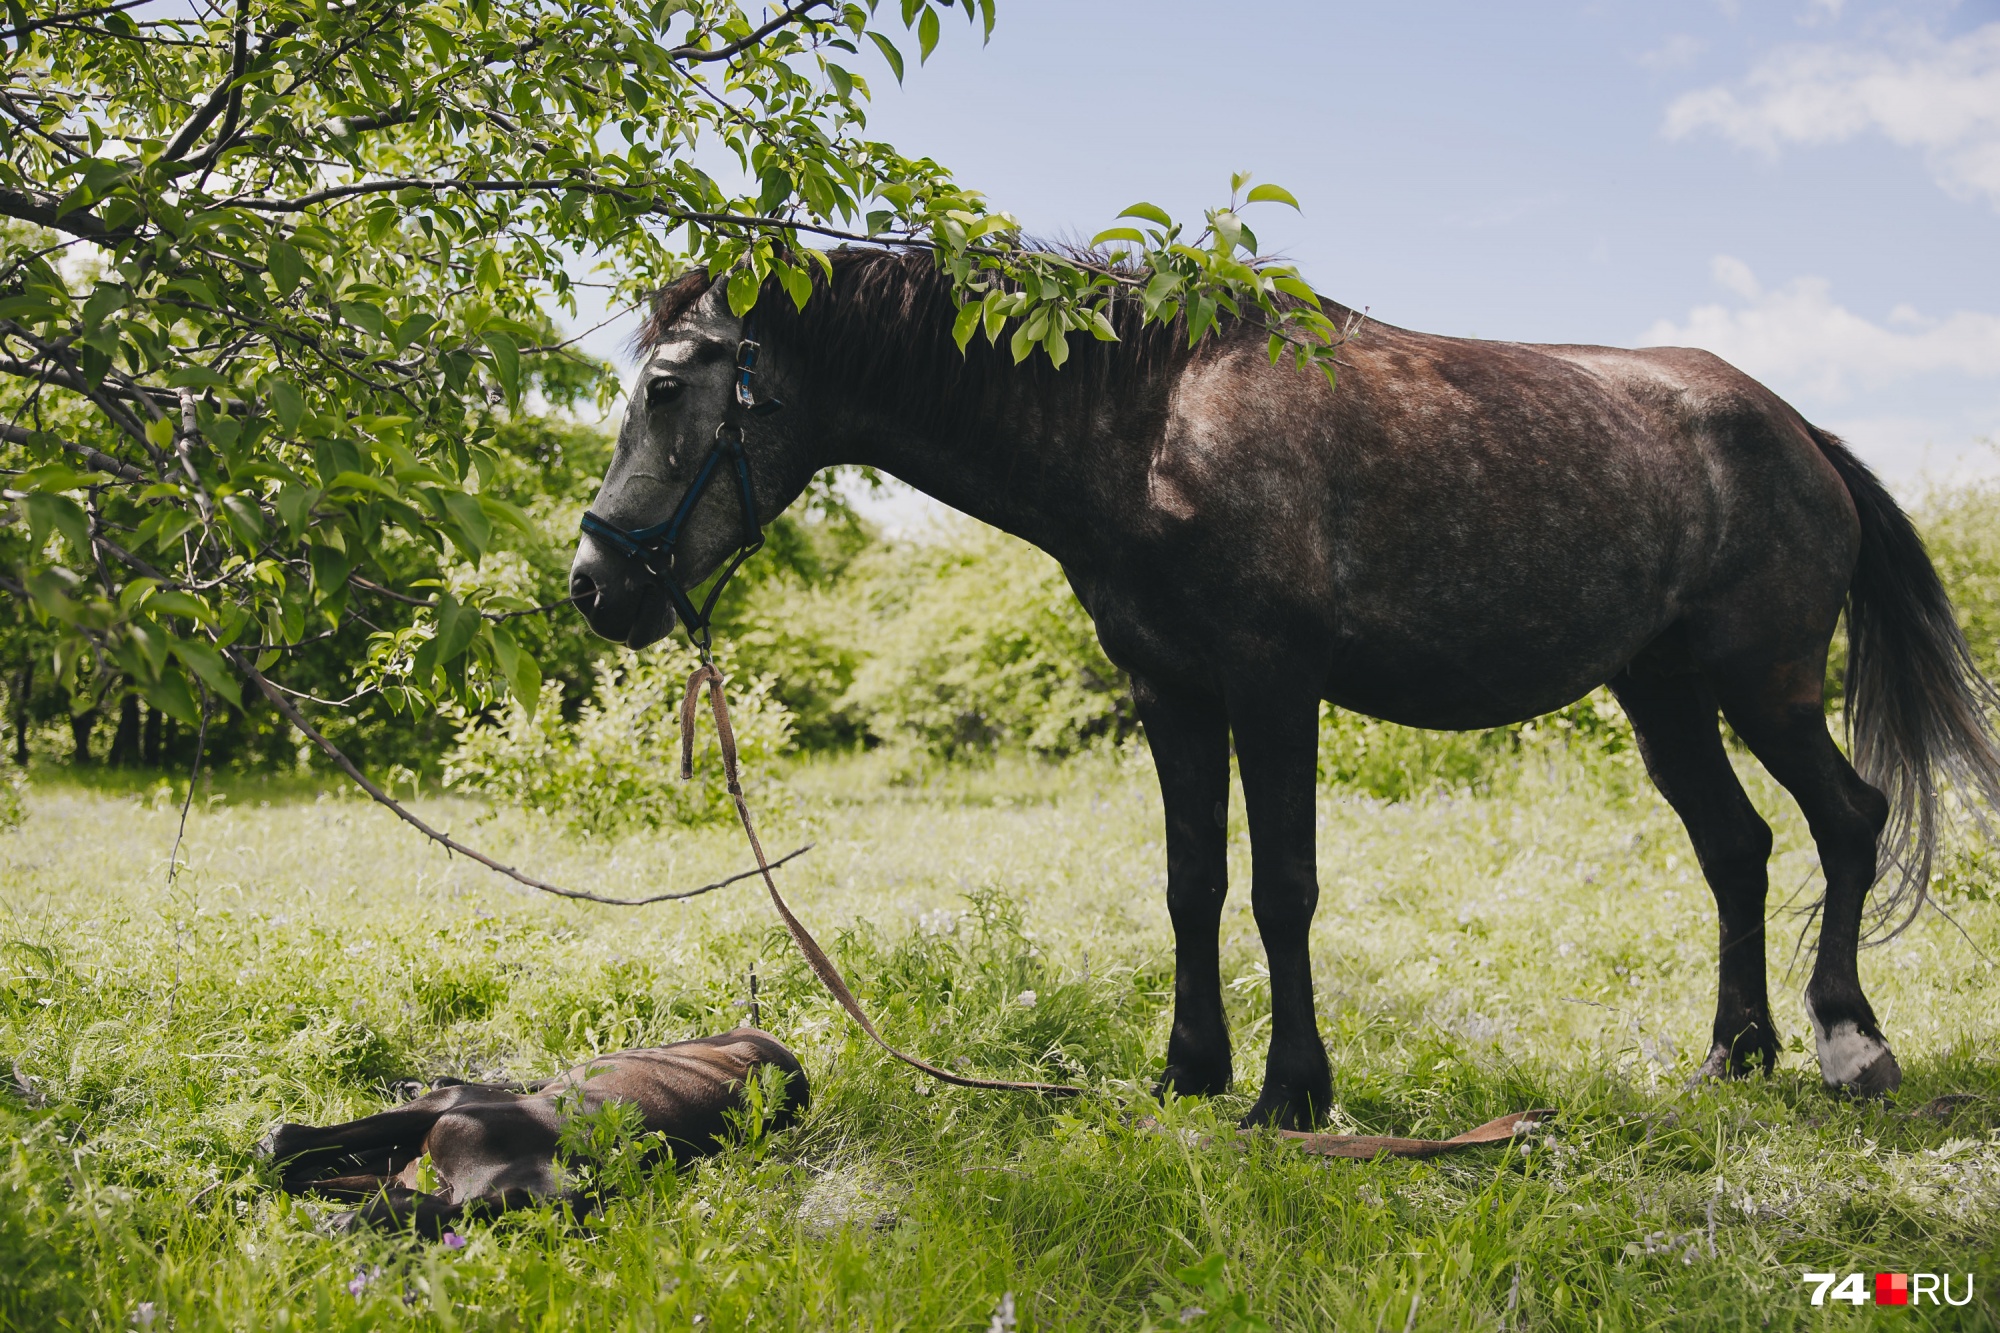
[
  {"xmin": 444, "ymin": 643, "xmax": 793, "ymax": 835},
  {"xmin": 832, "ymin": 522, "xmax": 1134, "ymax": 758},
  {"xmin": 1318, "ymin": 690, "xmax": 1635, "ymax": 801}
]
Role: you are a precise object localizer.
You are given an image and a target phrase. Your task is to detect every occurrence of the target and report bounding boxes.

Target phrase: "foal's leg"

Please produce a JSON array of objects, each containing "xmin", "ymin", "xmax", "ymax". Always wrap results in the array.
[
  {"xmin": 1228, "ymin": 682, "xmax": 1331, "ymax": 1129},
  {"xmin": 1134, "ymin": 676, "xmax": 1235, "ymax": 1098},
  {"xmin": 1610, "ymin": 668, "xmax": 1778, "ymax": 1077},
  {"xmin": 260, "ymin": 1084, "xmax": 523, "ymax": 1190},
  {"xmin": 1713, "ymin": 663, "xmax": 1898, "ymax": 1094}
]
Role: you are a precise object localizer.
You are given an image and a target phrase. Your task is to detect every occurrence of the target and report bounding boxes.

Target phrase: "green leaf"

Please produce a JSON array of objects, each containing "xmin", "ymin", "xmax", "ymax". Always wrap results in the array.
[
  {"xmin": 1088, "ymin": 309, "xmax": 1119, "ymax": 341},
  {"xmin": 274, "ymin": 483, "xmax": 320, "ymax": 534},
  {"xmin": 267, "ymin": 241, "xmax": 305, "ymax": 297},
  {"xmin": 143, "ymin": 667, "xmax": 202, "ymax": 728},
  {"xmin": 477, "ymin": 494, "xmax": 537, "ymax": 536},
  {"xmin": 25, "ymin": 492, "xmax": 91, "ymax": 559},
  {"xmin": 118, "ymin": 577, "xmax": 158, "ymax": 614},
  {"xmin": 440, "ymin": 489, "xmax": 491, "ymax": 563},
  {"xmin": 483, "ymin": 332, "xmax": 521, "ymax": 404},
  {"xmin": 727, "ymin": 267, "xmax": 761, "ymax": 317},
  {"xmin": 951, "ymin": 300, "xmax": 981, "ymax": 353},
  {"xmin": 1117, "ymin": 202, "xmax": 1173, "ymax": 228},
  {"xmin": 326, "ymin": 471, "xmax": 401, "ymax": 498},
  {"xmin": 917, "ymin": 5, "xmax": 939, "ymax": 60},
  {"xmin": 489, "ymin": 623, "xmax": 542, "ymax": 717},
  {"xmin": 1089, "ymin": 227, "xmax": 1148, "ymax": 247},
  {"xmin": 868, "ymin": 31, "xmax": 905, "ymax": 82},
  {"xmin": 776, "ymin": 262, "xmax": 813, "ymax": 310},
  {"xmin": 1272, "ymin": 275, "xmax": 1319, "ymax": 304},
  {"xmin": 338, "ymin": 301, "xmax": 386, "ymax": 336},
  {"xmin": 309, "ymin": 544, "xmax": 353, "ymax": 601},
  {"xmin": 432, "ymin": 593, "xmax": 480, "ymax": 666},
  {"xmin": 1008, "ymin": 317, "xmax": 1037, "ymax": 365},
  {"xmin": 126, "ymin": 621, "xmax": 168, "ymax": 680},
  {"xmin": 18, "ymin": 464, "xmax": 110, "ymax": 493},
  {"xmin": 1245, "ymin": 182, "xmax": 1301, "ymax": 210},
  {"xmin": 146, "ymin": 591, "xmax": 215, "ymax": 624},
  {"xmin": 1043, "ymin": 320, "xmax": 1070, "ymax": 370},
  {"xmin": 169, "ymin": 638, "xmax": 243, "ymax": 708},
  {"xmin": 219, "ymin": 494, "xmax": 266, "ymax": 548},
  {"xmin": 80, "ymin": 282, "xmax": 126, "ymax": 329}
]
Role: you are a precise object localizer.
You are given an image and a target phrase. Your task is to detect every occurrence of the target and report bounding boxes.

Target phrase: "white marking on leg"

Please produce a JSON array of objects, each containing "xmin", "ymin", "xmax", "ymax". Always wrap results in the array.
[{"xmin": 1807, "ymin": 1004, "xmax": 1890, "ymax": 1087}]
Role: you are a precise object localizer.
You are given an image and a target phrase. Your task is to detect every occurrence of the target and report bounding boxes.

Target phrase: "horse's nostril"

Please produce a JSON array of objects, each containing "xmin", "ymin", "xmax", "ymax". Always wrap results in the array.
[{"xmin": 569, "ymin": 570, "xmax": 599, "ymax": 609}]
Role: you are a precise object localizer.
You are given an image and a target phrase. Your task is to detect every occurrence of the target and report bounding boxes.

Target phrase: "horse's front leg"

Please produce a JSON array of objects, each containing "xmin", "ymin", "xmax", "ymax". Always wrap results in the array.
[
  {"xmin": 1135, "ymin": 675, "xmax": 1234, "ymax": 1099},
  {"xmin": 1229, "ymin": 681, "xmax": 1332, "ymax": 1129}
]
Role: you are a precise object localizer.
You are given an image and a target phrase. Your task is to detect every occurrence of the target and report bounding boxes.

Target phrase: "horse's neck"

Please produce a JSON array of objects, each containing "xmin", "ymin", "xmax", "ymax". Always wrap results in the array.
[{"xmin": 823, "ymin": 386, "xmax": 1132, "ymax": 565}]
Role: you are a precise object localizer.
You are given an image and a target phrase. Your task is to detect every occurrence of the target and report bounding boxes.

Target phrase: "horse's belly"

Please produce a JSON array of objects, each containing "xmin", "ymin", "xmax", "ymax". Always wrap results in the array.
[{"xmin": 1322, "ymin": 587, "xmax": 1665, "ymax": 729}]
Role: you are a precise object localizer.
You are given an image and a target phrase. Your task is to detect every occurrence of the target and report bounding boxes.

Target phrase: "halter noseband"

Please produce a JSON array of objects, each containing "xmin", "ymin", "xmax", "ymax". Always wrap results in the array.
[{"xmin": 579, "ymin": 316, "xmax": 783, "ymax": 652}]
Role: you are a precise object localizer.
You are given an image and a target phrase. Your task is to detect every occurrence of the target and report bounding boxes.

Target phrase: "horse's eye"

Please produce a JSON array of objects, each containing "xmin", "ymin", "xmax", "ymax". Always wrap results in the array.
[{"xmin": 647, "ymin": 375, "xmax": 684, "ymax": 407}]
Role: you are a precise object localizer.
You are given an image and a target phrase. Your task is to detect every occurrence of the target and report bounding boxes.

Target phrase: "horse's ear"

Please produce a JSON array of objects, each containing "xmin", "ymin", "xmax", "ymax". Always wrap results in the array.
[{"xmin": 633, "ymin": 268, "xmax": 722, "ymax": 354}]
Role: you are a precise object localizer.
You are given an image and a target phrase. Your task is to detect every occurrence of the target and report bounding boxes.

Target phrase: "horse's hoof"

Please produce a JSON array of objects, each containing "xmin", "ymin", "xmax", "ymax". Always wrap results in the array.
[
  {"xmin": 1238, "ymin": 1084, "xmax": 1329, "ymax": 1132},
  {"xmin": 1687, "ymin": 1040, "xmax": 1776, "ymax": 1086},
  {"xmin": 257, "ymin": 1125, "xmax": 309, "ymax": 1162},
  {"xmin": 1153, "ymin": 1064, "xmax": 1231, "ymax": 1101},
  {"xmin": 1813, "ymin": 1018, "xmax": 1901, "ymax": 1098}
]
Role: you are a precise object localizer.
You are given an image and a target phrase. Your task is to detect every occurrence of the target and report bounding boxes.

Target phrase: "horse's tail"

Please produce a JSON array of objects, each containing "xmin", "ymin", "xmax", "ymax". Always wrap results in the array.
[{"xmin": 1811, "ymin": 425, "xmax": 2000, "ymax": 938}]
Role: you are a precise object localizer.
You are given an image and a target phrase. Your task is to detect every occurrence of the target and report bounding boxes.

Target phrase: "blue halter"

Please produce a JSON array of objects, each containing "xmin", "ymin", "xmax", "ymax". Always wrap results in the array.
[{"xmin": 579, "ymin": 320, "xmax": 782, "ymax": 651}]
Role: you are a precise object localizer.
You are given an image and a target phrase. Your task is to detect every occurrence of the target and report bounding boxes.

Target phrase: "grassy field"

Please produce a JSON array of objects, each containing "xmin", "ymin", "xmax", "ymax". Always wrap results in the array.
[{"xmin": 1, "ymin": 743, "xmax": 1997, "ymax": 1331}]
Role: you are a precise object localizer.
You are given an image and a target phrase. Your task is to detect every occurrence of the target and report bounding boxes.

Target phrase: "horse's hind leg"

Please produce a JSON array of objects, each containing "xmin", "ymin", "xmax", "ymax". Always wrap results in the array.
[
  {"xmin": 1710, "ymin": 660, "xmax": 1898, "ymax": 1095},
  {"xmin": 1611, "ymin": 667, "xmax": 1778, "ymax": 1077}
]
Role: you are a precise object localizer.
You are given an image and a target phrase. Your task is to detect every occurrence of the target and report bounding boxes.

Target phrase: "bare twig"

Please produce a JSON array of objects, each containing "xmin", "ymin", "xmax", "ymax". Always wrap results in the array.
[{"xmin": 223, "ymin": 646, "xmax": 810, "ymax": 906}]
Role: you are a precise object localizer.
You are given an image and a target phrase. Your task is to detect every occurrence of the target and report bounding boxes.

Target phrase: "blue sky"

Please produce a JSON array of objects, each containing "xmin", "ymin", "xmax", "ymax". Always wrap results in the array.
[{"xmin": 580, "ymin": 0, "xmax": 2000, "ymax": 501}]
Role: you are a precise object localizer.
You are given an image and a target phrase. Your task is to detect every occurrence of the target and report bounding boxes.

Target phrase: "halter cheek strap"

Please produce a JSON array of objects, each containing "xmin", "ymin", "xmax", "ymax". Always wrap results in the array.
[{"xmin": 579, "ymin": 317, "xmax": 783, "ymax": 651}]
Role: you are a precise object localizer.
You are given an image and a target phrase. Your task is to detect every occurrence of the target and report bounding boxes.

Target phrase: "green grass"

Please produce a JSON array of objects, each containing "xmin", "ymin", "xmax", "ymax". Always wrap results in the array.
[{"xmin": 2, "ymin": 744, "xmax": 1997, "ymax": 1330}]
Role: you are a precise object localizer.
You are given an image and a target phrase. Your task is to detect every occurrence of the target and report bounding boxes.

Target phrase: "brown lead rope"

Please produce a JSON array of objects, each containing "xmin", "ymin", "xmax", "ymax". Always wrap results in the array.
[
  {"xmin": 681, "ymin": 660, "xmax": 1084, "ymax": 1095},
  {"xmin": 680, "ymin": 660, "xmax": 1560, "ymax": 1148}
]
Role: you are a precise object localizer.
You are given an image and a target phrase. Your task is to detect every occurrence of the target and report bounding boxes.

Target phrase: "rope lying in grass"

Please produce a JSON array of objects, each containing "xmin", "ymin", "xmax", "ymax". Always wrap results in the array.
[
  {"xmin": 1138, "ymin": 1108, "xmax": 1559, "ymax": 1159},
  {"xmin": 676, "ymin": 659, "xmax": 1562, "ymax": 1150},
  {"xmin": 223, "ymin": 648, "xmax": 812, "ymax": 907}
]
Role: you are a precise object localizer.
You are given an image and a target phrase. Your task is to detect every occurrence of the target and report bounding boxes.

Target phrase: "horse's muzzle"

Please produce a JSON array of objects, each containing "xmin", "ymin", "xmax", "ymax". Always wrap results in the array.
[{"xmin": 570, "ymin": 533, "xmax": 676, "ymax": 648}]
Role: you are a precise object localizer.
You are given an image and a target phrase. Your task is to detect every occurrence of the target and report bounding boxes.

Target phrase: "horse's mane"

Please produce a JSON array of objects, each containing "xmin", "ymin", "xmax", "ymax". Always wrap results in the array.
[{"xmin": 634, "ymin": 247, "xmax": 1310, "ymax": 438}]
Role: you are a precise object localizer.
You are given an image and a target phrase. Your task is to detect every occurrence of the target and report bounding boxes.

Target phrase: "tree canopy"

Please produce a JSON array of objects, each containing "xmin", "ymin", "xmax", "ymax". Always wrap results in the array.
[{"xmin": 0, "ymin": 0, "xmax": 1338, "ymax": 755}]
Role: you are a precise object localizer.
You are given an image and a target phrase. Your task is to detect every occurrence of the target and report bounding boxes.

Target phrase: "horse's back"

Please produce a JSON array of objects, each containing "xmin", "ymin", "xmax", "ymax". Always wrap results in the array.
[{"xmin": 1241, "ymin": 326, "xmax": 1858, "ymax": 725}]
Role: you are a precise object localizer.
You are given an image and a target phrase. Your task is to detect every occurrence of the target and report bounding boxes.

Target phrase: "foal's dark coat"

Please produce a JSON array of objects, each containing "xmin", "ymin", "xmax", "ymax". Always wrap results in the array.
[
  {"xmin": 570, "ymin": 251, "xmax": 2000, "ymax": 1124},
  {"xmin": 262, "ymin": 1029, "xmax": 806, "ymax": 1233}
]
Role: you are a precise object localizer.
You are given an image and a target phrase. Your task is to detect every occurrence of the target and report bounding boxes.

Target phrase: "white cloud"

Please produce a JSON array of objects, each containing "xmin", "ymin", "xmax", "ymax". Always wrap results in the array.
[
  {"xmin": 1638, "ymin": 34, "xmax": 1705, "ymax": 71},
  {"xmin": 1664, "ymin": 22, "xmax": 2000, "ymax": 206},
  {"xmin": 1638, "ymin": 256, "xmax": 2000, "ymax": 399}
]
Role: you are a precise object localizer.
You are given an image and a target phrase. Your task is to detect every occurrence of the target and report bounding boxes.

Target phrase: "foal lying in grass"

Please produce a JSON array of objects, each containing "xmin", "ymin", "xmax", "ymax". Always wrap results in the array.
[{"xmin": 261, "ymin": 1029, "xmax": 807, "ymax": 1236}]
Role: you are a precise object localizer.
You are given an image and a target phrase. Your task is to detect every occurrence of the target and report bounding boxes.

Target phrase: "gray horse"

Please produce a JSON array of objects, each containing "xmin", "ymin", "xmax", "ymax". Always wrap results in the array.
[{"xmin": 570, "ymin": 249, "xmax": 2000, "ymax": 1126}]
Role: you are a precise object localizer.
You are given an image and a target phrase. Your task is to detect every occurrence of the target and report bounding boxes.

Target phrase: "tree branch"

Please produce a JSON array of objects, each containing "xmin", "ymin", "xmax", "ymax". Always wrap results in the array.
[
  {"xmin": 0, "ymin": 421, "xmax": 150, "ymax": 483},
  {"xmin": 0, "ymin": 0, "xmax": 153, "ymax": 43},
  {"xmin": 224, "ymin": 644, "xmax": 812, "ymax": 907},
  {"xmin": 158, "ymin": 0, "xmax": 252, "ymax": 164},
  {"xmin": 666, "ymin": 0, "xmax": 834, "ymax": 64},
  {"xmin": 0, "ymin": 185, "xmax": 130, "ymax": 242}
]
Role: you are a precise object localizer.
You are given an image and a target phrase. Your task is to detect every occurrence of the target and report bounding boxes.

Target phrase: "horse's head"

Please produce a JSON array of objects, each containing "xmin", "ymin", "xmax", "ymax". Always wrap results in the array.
[{"xmin": 571, "ymin": 277, "xmax": 805, "ymax": 648}]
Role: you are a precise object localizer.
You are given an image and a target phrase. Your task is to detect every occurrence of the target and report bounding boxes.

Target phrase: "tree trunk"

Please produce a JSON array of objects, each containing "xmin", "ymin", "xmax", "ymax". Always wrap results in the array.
[
  {"xmin": 12, "ymin": 661, "xmax": 30, "ymax": 767},
  {"xmin": 142, "ymin": 704, "xmax": 163, "ymax": 767},
  {"xmin": 69, "ymin": 707, "xmax": 97, "ymax": 766},
  {"xmin": 108, "ymin": 694, "xmax": 142, "ymax": 766}
]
